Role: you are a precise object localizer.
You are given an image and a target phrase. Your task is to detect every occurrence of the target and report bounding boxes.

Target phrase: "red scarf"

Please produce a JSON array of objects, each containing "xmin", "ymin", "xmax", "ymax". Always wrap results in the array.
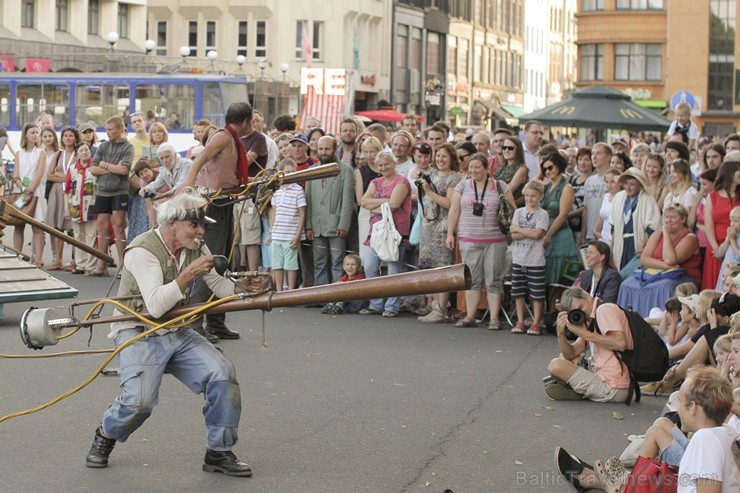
[{"xmin": 225, "ymin": 124, "xmax": 249, "ymax": 187}]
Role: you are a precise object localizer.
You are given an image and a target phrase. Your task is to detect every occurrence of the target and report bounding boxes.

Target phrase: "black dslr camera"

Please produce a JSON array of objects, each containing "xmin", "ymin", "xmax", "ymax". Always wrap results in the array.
[
  {"xmin": 414, "ymin": 172, "xmax": 431, "ymax": 189},
  {"xmin": 472, "ymin": 202, "xmax": 484, "ymax": 216},
  {"xmin": 564, "ymin": 309, "xmax": 591, "ymax": 341},
  {"xmin": 143, "ymin": 190, "xmax": 157, "ymax": 199}
]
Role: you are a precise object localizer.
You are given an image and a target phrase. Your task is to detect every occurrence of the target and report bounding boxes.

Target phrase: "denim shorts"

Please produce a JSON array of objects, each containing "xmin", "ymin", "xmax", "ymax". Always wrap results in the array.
[{"xmin": 658, "ymin": 425, "xmax": 689, "ymax": 466}]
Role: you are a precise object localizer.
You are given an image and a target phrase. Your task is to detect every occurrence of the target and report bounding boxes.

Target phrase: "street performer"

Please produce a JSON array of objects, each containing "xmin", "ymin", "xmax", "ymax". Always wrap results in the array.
[
  {"xmin": 179, "ymin": 101, "xmax": 256, "ymax": 342},
  {"xmin": 85, "ymin": 193, "xmax": 260, "ymax": 477}
]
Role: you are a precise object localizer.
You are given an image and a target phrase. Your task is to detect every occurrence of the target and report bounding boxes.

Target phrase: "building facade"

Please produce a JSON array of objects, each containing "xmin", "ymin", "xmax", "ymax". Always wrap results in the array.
[{"xmin": 576, "ymin": 0, "xmax": 740, "ymax": 135}]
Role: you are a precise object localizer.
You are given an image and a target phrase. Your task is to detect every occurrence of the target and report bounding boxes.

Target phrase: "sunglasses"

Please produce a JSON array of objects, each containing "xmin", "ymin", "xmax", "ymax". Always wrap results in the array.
[
  {"xmin": 501, "ymin": 145, "xmax": 515, "ymax": 151},
  {"xmin": 457, "ymin": 153, "xmax": 471, "ymax": 159},
  {"xmin": 543, "ymin": 166, "xmax": 554, "ymax": 172}
]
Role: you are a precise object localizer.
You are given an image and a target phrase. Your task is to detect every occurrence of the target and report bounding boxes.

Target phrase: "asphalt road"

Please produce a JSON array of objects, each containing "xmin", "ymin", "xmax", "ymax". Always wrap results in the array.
[{"xmin": 0, "ymin": 266, "xmax": 666, "ymax": 493}]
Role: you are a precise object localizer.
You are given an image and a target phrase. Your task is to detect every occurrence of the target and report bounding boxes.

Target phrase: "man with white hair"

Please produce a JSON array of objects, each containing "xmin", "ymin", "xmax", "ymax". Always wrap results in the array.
[
  {"xmin": 85, "ymin": 193, "xmax": 261, "ymax": 477},
  {"xmin": 141, "ymin": 144, "xmax": 193, "ymax": 199}
]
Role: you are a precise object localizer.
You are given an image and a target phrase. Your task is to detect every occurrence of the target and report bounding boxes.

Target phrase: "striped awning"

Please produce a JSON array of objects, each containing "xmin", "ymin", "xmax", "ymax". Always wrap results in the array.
[{"xmin": 299, "ymin": 88, "xmax": 346, "ymax": 135}]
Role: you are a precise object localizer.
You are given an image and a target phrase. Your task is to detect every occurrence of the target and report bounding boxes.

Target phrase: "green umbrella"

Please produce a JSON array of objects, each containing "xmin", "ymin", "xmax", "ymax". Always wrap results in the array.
[{"xmin": 519, "ymin": 85, "xmax": 671, "ymax": 131}]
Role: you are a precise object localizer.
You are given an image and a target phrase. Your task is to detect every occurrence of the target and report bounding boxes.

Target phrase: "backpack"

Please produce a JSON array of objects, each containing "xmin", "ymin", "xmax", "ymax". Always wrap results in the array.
[{"xmin": 592, "ymin": 304, "xmax": 669, "ymax": 405}]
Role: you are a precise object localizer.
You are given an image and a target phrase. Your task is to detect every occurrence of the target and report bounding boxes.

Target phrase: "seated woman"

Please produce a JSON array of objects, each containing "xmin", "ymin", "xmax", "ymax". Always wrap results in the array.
[
  {"xmin": 578, "ymin": 240, "xmax": 622, "ymax": 303},
  {"xmin": 617, "ymin": 204, "xmax": 701, "ymax": 317}
]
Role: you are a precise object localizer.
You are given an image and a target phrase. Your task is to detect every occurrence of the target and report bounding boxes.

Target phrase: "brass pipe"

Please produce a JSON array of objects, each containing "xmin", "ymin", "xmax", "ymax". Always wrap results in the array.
[
  {"xmin": 72, "ymin": 264, "xmax": 471, "ymax": 327},
  {"xmin": 215, "ymin": 163, "xmax": 340, "ymax": 197},
  {"xmin": 0, "ymin": 201, "xmax": 114, "ymax": 264}
]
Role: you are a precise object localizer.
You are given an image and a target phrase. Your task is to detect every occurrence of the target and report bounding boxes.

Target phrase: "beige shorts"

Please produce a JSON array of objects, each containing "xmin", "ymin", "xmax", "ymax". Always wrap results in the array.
[
  {"xmin": 568, "ymin": 367, "xmax": 630, "ymax": 403},
  {"xmin": 460, "ymin": 241, "xmax": 507, "ymax": 293},
  {"xmin": 234, "ymin": 199, "xmax": 261, "ymax": 245}
]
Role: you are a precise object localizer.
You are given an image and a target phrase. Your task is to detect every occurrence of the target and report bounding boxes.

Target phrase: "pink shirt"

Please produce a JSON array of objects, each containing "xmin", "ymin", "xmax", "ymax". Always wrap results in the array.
[
  {"xmin": 367, "ymin": 174, "xmax": 412, "ymax": 242},
  {"xmin": 577, "ymin": 302, "xmax": 634, "ymax": 390}
]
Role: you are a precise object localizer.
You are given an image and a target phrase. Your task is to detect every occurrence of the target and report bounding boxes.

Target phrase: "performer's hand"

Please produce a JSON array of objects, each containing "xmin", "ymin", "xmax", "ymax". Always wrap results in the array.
[
  {"xmin": 235, "ymin": 275, "xmax": 269, "ymax": 294},
  {"xmin": 186, "ymin": 255, "xmax": 215, "ymax": 277}
]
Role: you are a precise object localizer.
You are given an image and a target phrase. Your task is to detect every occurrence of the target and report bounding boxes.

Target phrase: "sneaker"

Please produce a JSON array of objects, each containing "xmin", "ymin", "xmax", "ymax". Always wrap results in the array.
[
  {"xmin": 321, "ymin": 304, "xmax": 334, "ymax": 314},
  {"xmin": 545, "ymin": 383, "xmax": 584, "ymax": 401},
  {"xmin": 330, "ymin": 305, "xmax": 344, "ymax": 315},
  {"xmin": 359, "ymin": 308, "xmax": 380, "ymax": 315},
  {"xmin": 202, "ymin": 449, "xmax": 252, "ymax": 477},
  {"xmin": 594, "ymin": 457, "xmax": 629, "ymax": 493},
  {"xmin": 382, "ymin": 311, "xmax": 398, "ymax": 318},
  {"xmin": 639, "ymin": 381, "xmax": 671, "ymax": 396},
  {"xmin": 413, "ymin": 304, "xmax": 433, "ymax": 316},
  {"xmin": 86, "ymin": 427, "xmax": 116, "ymax": 468}
]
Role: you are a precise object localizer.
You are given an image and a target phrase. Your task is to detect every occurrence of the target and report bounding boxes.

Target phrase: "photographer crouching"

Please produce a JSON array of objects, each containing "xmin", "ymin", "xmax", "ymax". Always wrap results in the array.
[{"xmin": 546, "ymin": 286, "xmax": 634, "ymax": 402}]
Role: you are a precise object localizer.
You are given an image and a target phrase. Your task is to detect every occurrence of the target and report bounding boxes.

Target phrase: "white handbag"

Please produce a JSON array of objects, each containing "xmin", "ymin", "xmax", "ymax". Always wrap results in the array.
[{"xmin": 370, "ymin": 202, "xmax": 402, "ymax": 262}]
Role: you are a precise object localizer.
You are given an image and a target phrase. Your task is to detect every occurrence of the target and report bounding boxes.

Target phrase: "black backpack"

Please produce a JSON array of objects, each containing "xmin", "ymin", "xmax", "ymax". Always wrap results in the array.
[{"xmin": 592, "ymin": 304, "xmax": 669, "ymax": 405}]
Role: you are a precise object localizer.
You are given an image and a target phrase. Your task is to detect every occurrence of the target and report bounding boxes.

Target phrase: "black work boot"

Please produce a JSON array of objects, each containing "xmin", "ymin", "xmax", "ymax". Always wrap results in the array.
[
  {"xmin": 206, "ymin": 323, "xmax": 240, "ymax": 340},
  {"xmin": 86, "ymin": 427, "xmax": 116, "ymax": 468},
  {"xmin": 202, "ymin": 449, "xmax": 252, "ymax": 477},
  {"xmin": 194, "ymin": 325, "xmax": 219, "ymax": 344}
]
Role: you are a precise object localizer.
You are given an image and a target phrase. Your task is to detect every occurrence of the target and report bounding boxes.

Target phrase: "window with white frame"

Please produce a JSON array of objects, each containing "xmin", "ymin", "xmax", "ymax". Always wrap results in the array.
[
  {"xmin": 206, "ymin": 21, "xmax": 217, "ymax": 55},
  {"xmin": 614, "ymin": 43, "xmax": 661, "ymax": 81},
  {"xmin": 88, "ymin": 0, "xmax": 99, "ymax": 35},
  {"xmin": 295, "ymin": 20, "xmax": 308, "ymax": 60},
  {"xmin": 312, "ymin": 21, "xmax": 323, "ymax": 61},
  {"xmin": 582, "ymin": 0, "xmax": 604, "ymax": 10},
  {"xmin": 22, "ymin": 0, "xmax": 35, "ymax": 28},
  {"xmin": 56, "ymin": 0, "xmax": 68, "ymax": 32},
  {"xmin": 237, "ymin": 21, "xmax": 248, "ymax": 57},
  {"xmin": 616, "ymin": 0, "xmax": 663, "ymax": 9},
  {"xmin": 118, "ymin": 3, "xmax": 129, "ymax": 39},
  {"xmin": 156, "ymin": 21, "xmax": 167, "ymax": 56},
  {"xmin": 580, "ymin": 44, "xmax": 603, "ymax": 81},
  {"xmin": 188, "ymin": 20, "xmax": 198, "ymax": 57},
  {"xmin": 255, "ymin": 20, "xmax": 267, "ymax": 58}
]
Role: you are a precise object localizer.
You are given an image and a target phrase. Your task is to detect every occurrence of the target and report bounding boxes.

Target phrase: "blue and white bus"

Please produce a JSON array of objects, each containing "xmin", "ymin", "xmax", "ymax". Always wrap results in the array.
[{"xmin": 0, "ymin": 73, "xmax": 249, "ymax": 160}]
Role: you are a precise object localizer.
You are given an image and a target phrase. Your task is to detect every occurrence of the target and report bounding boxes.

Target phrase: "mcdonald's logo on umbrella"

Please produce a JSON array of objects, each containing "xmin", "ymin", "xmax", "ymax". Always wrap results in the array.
[
  {"xmin": 551, "ymin": 105, "xmax": 575, "ymax": 115},
  {"xmin": 620, "ymin": 108, "xmax": 644, "ymax": 119}
]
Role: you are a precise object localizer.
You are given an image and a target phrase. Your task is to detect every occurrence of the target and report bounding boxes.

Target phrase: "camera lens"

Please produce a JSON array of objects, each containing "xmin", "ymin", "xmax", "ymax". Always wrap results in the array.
[{"xmin": 567, "ymin": 309, "xmax": 587, "ymax": 326}]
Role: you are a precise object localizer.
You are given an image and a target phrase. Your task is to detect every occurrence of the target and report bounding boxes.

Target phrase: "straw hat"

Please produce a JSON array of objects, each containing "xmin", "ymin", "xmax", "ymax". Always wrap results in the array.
[{"xmin": 617, "ymin": 167, "xmax": 648, "ymax": 190}]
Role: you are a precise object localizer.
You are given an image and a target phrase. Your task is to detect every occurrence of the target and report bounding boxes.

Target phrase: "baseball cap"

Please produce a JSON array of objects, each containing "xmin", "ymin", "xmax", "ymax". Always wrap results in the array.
[
  {"xmin": 78, "ymin": 122, "xmax": 95, "ymax": 133},
  {"xmin": 710, "ymin": 293, "xmax": 740, "ymax": 318},
  {"xmin": 612, "ymin": 139, "xmax": 628, "ymax": 150},
  {"xmin": 677, "ymin": 294, "xmax": 700, "ymax": 314},
  {"xmin": 289, "ymin": 132, "xmax": 308, "ymax": 145}
]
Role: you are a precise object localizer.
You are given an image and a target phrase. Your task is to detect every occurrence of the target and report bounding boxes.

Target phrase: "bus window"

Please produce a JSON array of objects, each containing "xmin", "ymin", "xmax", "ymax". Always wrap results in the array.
[
  {"xmin": 0, "ymin": 83, "xmax": 9, "ymax": 127},
  {"xmin": 202, "ymin": 82, "xmax": 224, "ymax": 127},
  {"xmin": 221, "ymin": 81, "xmax": 249, "ymax": 111},
  {"xmin": 134, "ymin": 83, "xmax": 195, "ymax": 130},
  {"xmin": 75, "ymin": 84, "xmax": 129, "ymax": 129},
  {"xmin": 16, "ymin": 83, "xmax": 70, "ymax": 128}
]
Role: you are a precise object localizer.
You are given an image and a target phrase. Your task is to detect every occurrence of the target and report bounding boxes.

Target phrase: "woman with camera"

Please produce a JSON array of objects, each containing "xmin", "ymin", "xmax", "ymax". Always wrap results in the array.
[
  {"xmin": 493, "ymin": 136, "xmax": 528, "ymax": 207},
  {"xmin": 446, "ymin": 154, "xmax": 515, "ymax": 330},
  {"xmin": 417, "ymin": 143, "xmax": 462, "ymax": 323},
  {"xmin": 359, "ymin": 151, "xmax": 412, "ymax": 317}
]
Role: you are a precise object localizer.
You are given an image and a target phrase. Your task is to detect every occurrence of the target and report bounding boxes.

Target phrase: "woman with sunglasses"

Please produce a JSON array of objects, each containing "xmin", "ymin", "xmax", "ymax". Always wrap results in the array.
[
  {"xmin": 493, "ymin": 136, "xmax": 528, "ymax": 207},
  {"xmin": 540, "ymin": 153, "xmax": 580, "ymax": 306},
  {"xmin": 446, "ymin": 153, "xmax": 516, "ymax": 330}
]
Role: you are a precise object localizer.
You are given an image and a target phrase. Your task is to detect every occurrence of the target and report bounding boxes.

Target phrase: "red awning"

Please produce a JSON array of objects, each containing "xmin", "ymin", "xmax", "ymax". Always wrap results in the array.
[{"xmin": 355, "ymin": 110, "xmax": 424, "ymax": 123}]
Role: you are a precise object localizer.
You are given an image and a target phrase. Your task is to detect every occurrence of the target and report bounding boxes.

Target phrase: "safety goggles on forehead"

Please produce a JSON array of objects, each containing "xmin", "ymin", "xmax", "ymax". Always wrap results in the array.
[{"xmin": 183, "ymin": 207, "xmax": 216, "ymax": 224}]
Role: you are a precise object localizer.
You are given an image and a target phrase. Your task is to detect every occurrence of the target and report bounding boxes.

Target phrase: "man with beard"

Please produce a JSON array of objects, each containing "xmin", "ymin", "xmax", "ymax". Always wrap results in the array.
[
  {"xmin": 336, "ymin": 117, "xmax": 358, "ymax": 166},
  {"xmin": 304, "ymin": 136, "xmax": 356, "ymax": 286}
]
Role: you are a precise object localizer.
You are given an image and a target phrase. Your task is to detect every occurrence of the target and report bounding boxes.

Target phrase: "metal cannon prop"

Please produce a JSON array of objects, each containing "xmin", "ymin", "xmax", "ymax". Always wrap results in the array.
[{"xmin": 19, "ymin": 264, "xmax": 471, "ymax": 349}]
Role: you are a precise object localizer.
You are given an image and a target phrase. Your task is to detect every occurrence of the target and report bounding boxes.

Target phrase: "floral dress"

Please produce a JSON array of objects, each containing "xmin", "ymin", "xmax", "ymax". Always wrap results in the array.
[
  {"xmin": 493, "ymin": 162, "xmax": 527, "ymax": 202},
  {"xmin": 419, "ymin": 170, "xmax": 461, "ymax": 269}
]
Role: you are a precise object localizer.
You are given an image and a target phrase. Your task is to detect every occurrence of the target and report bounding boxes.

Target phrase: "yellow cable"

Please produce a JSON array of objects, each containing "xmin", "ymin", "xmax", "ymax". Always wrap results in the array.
[
  {"xmin": 0, "ymin": 294, "xmax": 239, "ymax": 424},
  {"xmin": 0, "ymin": 349, "xmax": 114, "ymax": 358}
]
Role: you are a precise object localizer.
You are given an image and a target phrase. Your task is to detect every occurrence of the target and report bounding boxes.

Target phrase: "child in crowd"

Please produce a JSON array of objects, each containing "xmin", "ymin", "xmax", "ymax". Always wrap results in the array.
[
  {"xmin": 321, "ymin": 253, "xmax": 367, "ymax": 315},
  {"xmin": 509, "ymin": 180, "xmax": 549, "ymax": 335},
  {"xmin": 593, "ymin": 168, "xmax": 622, "ymax": 242},
  {"xmin": 132, "ymin": 159, "xmax": 159, "ymax": 229},
  {"xmin": 667, "ymin": 101, "xmax": 700, "ymax": 150},
  {"xmin": 716, "ymin": 206, "xmax": 740, "ymax": 291},
  {"xmin": 266, "ymin": 158, "xmax": 305, "ymax": 292}
]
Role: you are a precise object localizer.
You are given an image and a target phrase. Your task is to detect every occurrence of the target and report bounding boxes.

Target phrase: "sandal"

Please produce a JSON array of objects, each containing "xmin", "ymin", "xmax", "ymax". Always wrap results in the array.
[
  {"xmin": 454, "ymin": 317, "xmax": 477, "ymax": 328},
  {"xmin": 488, "ymin": 320, "xmax": 500, "ymax": 331},
  {"xmin": 47, "ymin": 264, "xmax": 65, "ymax": 271},
  {"xmin": 63, "ymin": 263, "xmax": 77, "ymax": 272},
  {"xmin": 85, "ymin": 270, "xmax": 110, "ymax": 277},
  {"xmin": 526, "ymin": 325, "xmax": 542, "ymax": 336},
  {"xmin": 511, "ymin": 322, "xmax": 526, "ymax": 334}
]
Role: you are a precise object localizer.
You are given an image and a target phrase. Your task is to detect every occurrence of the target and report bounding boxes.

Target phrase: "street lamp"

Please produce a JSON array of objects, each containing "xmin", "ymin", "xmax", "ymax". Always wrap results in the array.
[
  {"xmin": 258, "ymin": 59, "xmax": 267, "ymax": 80},
  {"xmin": 179, "ymin": 46, "xmax": 191, "ymax": 58},
  {"xmin": 236, "ymin": 55, "xmax": 246, "ymax": 69},
  {"xmin": 207, "ymin": 50, "xmax": 218, "ymax": 73},
  {"xmin": 106, "ymin": 32, "xmax": 119, "ymax": 52},
  {"xmin": 280, "ymin": 63, "xmax": 289, "ymax": 82},
  {"xmin": 144, "ymin": 39, "xmax": 156, "ymax": 54}
]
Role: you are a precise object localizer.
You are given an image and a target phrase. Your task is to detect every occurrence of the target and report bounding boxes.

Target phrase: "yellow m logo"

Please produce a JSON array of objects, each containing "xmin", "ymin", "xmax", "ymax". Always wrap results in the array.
[
  {"xmin": 620, "ymin": 108, "xmax": 644, "ymax": 120},
  {"xmin": 552, "ymin": 105, "xmax": 575, "ymax": 115}
]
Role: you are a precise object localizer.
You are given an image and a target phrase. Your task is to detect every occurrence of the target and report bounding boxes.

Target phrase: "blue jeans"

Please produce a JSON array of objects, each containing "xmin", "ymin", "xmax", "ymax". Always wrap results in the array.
[
  {"xmin": 312, "ymin": 235, "xmax": 347, "ymax": 286},
  {"xmin": 101, "ymin": 328, "xmax": 241, "ymax": 451},
  {"xmin": 362, "ymin": 245, "xmax": 406, "ymax": 313}
]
